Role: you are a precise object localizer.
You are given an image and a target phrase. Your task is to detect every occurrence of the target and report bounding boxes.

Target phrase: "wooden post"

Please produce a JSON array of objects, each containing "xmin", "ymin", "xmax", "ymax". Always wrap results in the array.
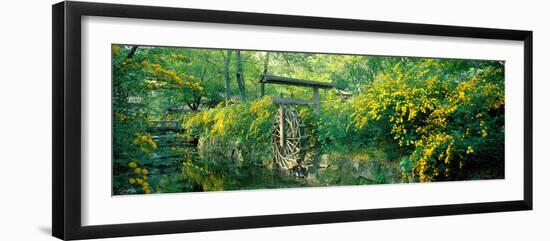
[
  {"xmin": 279, "ymin": 105, "xmax": 285, "ymax": 147},
  {"xmin": 260, "ymin": 82, "xmax": 265, "ymax": 97},
  {"xmin": 312, "ymin": 87, "xmax": 320, "ymax": 112}
]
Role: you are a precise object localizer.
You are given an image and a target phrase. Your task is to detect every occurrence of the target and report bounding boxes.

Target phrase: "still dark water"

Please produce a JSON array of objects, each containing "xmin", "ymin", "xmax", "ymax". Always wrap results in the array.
[{"xmin": 144, "ymin": 141, "xmax": 403, "ymax": 194}]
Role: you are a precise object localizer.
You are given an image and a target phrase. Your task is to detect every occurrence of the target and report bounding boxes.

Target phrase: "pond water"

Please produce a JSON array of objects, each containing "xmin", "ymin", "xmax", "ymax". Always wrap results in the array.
[{"xmin": 142, "ymin": 135, "xmax": 403, "ymax": 194}]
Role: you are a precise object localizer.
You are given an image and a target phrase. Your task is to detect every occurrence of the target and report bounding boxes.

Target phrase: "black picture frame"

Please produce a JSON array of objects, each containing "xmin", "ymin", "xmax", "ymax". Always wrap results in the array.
[{"xmin": 52, "ymin": 1, "xmax": 533, "ymax": 240}]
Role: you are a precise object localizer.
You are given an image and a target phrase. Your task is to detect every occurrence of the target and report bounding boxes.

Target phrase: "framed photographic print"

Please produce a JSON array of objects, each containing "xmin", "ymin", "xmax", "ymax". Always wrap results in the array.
[{"xmin": 52, "ymin": 1, "xmax": 533, "ymax": 240}]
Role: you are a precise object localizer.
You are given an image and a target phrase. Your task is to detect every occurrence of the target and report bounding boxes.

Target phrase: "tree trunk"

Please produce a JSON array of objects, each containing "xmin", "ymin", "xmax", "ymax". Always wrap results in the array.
[
  {"xmin": 126, "ymin": 46, "xmax": 139, "ymax": 60},
  {"xmin": 186, "ymin": 66, "xmax": 206, "ymax": 112},
  {"xmin": 261, "ymin": 52, "xmax": 270, "ymax": 97},
  {"xmin": 235, "ymin": 50, "xmax": 246, "ymax": 101},
  {"xmin": 223, "ymin": 50, "xmax": 233, "ymax": 106},
  {"xmin": 114, "ymin": 46, "xmax": 139, "ymax": 73}
]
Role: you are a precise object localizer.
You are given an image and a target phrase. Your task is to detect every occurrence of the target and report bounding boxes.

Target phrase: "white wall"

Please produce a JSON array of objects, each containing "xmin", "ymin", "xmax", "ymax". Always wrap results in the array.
[{"xmin": 0, "ymin": 0, "xmax": 547, "ymax": 240}]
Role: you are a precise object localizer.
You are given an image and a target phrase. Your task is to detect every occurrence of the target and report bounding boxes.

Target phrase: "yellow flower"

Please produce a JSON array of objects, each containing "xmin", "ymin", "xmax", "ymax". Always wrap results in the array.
[
  {"xmin": 129, "ymin": 178, "xmax": 136, "ymax": 184},
  {"xmin": 458, "ymin": 91, "xmax": 466, "ymax": 101},
  {"xmin": 136, "ymin": 178, "xmax": 144, "ymax": 184},
  {"xmin": 128, "ymin": 162, "xmax": 138, "ymax": 168},
  {"xmin": 134, "ymin": 168, "xmax": 142, "ymax": 174},
  {"xmin": 112, "ymin": 45, "xmax": 120, "ymax": 56},
  {"xmin": 141, "ymin": 135, "xmax": 148, "ymax": 141},
  {"xmin": 466, "ymin": 146, "xmax": 474, "ymax": 154},
  {"xmin": 142, "ymin": 169, "xmax": 149, "ymax": 175}
]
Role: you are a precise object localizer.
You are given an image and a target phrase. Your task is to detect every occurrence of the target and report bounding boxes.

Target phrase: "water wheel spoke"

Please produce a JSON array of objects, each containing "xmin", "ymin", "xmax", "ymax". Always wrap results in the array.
[{"xmin": 271, "ymin": 106, "xmax": 307, "ymax": 172}]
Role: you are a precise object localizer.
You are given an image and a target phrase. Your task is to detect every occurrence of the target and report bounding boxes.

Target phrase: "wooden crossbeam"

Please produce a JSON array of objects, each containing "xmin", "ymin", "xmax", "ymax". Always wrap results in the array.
[
  {"xmin": 261, "ymin": 75, "xmax": 335, "ymax": 89},
  {"xmin": 271, "ymin": 97, "xmax": 312, "ymax": 105}
]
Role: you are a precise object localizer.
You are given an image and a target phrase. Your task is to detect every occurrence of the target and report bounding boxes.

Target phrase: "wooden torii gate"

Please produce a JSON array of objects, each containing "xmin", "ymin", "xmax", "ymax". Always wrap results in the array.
[
  {"xmin": 261, "ymin": 75, "xmax": 335, "ymax": 112},
  {"xmin": 260, "ymin": 74, "xmax": 335, "ymax": 176}
]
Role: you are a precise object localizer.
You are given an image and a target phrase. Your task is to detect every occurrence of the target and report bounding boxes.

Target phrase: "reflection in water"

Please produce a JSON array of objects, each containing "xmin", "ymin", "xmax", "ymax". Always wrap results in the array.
[{"xmin": 146, "ymin": 136, "xmax": 402, "ymax": 194}]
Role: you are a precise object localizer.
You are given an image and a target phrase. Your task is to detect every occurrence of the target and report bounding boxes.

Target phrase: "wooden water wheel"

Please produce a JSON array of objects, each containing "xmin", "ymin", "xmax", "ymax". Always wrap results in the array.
[
  {"xmin": 271, "ymin": 106, "xmax": 307, "ymax": 173},
  {"xmin": 260, "ymin": 73, "xmax": 335, "ymax": 177}
]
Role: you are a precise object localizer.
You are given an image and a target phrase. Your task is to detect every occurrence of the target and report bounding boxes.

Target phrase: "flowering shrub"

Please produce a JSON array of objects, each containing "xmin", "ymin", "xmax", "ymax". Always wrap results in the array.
[
  {"xmin": 351, "ymin": 59, "xmax": 504, "ymax": 182},
  {"xmin": 184, "ymin": 97, "xmax": 276, "ymax": 165}
]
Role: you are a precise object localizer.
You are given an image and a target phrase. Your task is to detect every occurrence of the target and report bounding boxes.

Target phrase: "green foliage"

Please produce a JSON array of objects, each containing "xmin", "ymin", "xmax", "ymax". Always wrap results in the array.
[{"xmin": 300, "ymin": 90, "xmax": 365, "ymax": 148}]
